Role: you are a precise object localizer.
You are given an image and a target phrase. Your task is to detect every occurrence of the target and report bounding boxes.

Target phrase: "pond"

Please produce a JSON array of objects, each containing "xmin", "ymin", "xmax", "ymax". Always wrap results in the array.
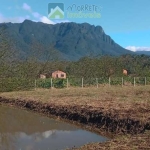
[{"xmin": 0, "ymin": 105, "xmax": 108, "ymax": 150}]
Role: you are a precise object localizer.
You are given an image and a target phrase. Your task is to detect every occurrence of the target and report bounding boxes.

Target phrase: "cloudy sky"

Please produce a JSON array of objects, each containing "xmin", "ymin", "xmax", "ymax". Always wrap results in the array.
[{"xmin": 0, "ymin": 0, "xmax": 150, "ymax": 51}]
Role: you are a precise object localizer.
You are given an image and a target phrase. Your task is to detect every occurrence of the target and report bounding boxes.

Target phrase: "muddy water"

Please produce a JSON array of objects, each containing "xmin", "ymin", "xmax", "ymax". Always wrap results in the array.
[{"xmin": 0, "ymin": 105, "xmax": 108, "ymax": 150}]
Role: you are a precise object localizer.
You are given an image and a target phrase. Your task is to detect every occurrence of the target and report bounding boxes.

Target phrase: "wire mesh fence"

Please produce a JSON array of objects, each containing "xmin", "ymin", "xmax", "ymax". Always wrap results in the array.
[
  {"xmin": 31, "ymin": 77, "xmax": 150, "ymax": 89},
  {"xmin": 1, "ymin": 77, "xmax": 150, "ymax": 92}
]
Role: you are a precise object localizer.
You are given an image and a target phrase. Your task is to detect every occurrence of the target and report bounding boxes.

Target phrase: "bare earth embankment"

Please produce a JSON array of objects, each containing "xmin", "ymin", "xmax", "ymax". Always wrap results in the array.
[{"xmin": 0, "ymin": 86, "xmax": 150, "ymax": 149}]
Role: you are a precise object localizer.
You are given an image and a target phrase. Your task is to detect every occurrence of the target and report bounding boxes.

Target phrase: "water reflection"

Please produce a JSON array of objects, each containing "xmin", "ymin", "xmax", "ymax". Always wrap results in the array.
[{"xmin": 0, "ymin": 106, "xmax": 108, "ymax": 150}]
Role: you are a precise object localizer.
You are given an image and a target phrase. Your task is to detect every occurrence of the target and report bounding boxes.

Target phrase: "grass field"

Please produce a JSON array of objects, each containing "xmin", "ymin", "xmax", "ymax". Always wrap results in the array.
[
  {"xmin": 1, "ymin": 86, "xmax": 150, "ymax": 119},
  {"xmin": 1, "ymin": 85, "xmax": 150, "ymax": 102}
]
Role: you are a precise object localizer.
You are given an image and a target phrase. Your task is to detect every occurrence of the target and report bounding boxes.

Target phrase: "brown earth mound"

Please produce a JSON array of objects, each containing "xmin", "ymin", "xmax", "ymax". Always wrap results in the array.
[{"xmin": 0, "ymin": 97, "xmax": 149, "ymax": 135}]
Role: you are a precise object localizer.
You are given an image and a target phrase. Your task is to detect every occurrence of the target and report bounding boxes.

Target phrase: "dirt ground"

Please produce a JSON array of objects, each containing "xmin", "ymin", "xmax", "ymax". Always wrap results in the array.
[{"xmin": 0, "ymin": 86, "xmax": 150, "ymax": 149}]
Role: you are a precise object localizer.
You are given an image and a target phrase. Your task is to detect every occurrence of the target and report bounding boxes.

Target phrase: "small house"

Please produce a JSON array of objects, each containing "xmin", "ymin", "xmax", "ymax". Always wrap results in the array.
[
  {"xmin": 123, "ymin": 69, "xmax": 128, "ymax": 76},
  {"xmin": 39, "ymin": 73, "xmax": 51, "ymax": 79},
  {"xmin": 52, "ymin": 70, "xmax": 66, "ymax": 79},
  {"xmin": 40, "ymin": 74, "xmax": 47, "ymax": 79}
]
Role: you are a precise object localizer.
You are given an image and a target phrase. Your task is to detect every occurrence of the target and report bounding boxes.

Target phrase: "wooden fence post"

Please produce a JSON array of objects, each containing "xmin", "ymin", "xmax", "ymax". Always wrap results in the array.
[
  {"xmin": 122, "ymin": 77, "xmax": 124, "ymax": 87},
  {"xmin": 44, "ymin": 79, "xmax": 46, "ymax": 88},
  {"xmin": 134, "ymin": 77, "xmax": 136, "ymax": 87},
  {"xmin": 35, "ymin": 79, "xmax": 37, "ymax": 90},
  {"xmin": 51, "ymin": 78, "xmax": 53, "ymax": 88},
  {"xmin": 145, "ymin": 77, "xmax": 147, "ymax": 86},
  {"xmin": 109, "ymin": 77, "xmax": 111, "ymax": 86},
  {"xmin": 96, "ymin": 78, "xmax": 98, "ymax": 88},
  {"xmin": 82, "ymin": 78, "xmax": 84, "ymax": 88},
  {"xmin": 67, "ymin": 78, "xmax": 69, "ymax": 88}
]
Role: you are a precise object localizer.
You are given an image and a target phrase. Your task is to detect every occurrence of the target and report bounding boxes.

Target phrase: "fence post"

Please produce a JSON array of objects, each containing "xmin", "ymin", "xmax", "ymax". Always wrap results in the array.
[
  {"xmin": 109, "ymin": 77, "xmax": 111, "ymax": 86},
  {"xmin": 35, "ymin": 79, "xmax": 37, "ymax": 90},
  {"xmin": 145, "ymin": 77, "xmax": 147, "ymax": 86},
  {"xmin": 96, "ymin": 78, "xmax": 98, "ymax": 88},
  {"xmin": 122, "ymin": 77, "xmax": 124, "ymax": 87},
  {"xmin": 51, "ymin": 78, "xmax": 53, "ymax": 88},
  {"xmin": 134, "ymin": 77, "xmax": 136, "ymax": 87},
  {"xmin": 82, "ymin": 78, "xmax": 84, "ymax": 88},
  {"xmin": 44, "ymin": 79, "xmax": 46, "ymax": 88},
  {"xmin": 67, "ymin": 78, "xmax": 69, "ymax": 88}
]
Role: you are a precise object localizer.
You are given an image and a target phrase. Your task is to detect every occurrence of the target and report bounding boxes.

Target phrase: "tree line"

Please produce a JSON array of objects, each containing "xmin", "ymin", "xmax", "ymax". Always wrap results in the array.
[{"xmin": 1, "ymin": 54, "xmax": 150, "ymax": 79}]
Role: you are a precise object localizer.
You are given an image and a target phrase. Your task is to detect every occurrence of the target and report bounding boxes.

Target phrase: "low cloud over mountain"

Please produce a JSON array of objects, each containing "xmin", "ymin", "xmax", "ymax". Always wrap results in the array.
[{"xmin": 126, "ymin": 46, "xmax": 150, "ymax": 52}]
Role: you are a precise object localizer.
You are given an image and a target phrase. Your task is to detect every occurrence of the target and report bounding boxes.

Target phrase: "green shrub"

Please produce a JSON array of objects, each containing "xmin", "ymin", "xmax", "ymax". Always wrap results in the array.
[
  {"xmin": 37, "ymin": 78, "xmax": 66, "ymax": 89},
  {"xmin": 0, "ymin": 78, "xmax": 34, "ymax": 92},
  {"xmin": 53, "ymin": 79, "xmax": 66, "ymax": 88}
]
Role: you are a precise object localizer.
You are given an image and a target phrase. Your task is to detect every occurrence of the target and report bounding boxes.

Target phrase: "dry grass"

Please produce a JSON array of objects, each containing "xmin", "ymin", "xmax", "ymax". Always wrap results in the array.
[
  {"xmin": 1, "ymin": 85, "xmax": 150, "ymax": 122},
  {"xmin": 1, "ymin": 85, "xmax": 150, "ymax": 103}
]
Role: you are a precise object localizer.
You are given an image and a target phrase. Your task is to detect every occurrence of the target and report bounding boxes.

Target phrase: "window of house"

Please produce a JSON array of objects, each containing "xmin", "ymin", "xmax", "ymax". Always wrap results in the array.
[{"xmin": 61, "ymin": 74, "xmax": 64, "ymax": 77}]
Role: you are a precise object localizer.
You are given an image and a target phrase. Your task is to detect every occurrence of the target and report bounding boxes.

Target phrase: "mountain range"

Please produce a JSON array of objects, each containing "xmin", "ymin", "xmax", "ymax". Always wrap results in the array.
[
  {"xmin": 136, "ymin": 51, "xmax": 150, "ymax": 56},
  {"xmin": 0, "ymin": 20, "xmax": 135, "ymax": 61}
]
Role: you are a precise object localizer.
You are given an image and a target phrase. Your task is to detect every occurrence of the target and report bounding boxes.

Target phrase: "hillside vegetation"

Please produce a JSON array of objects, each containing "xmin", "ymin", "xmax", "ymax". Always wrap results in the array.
[{"xmin": 0, "ymin": 20, "xmax": 133, "ymax": 61}]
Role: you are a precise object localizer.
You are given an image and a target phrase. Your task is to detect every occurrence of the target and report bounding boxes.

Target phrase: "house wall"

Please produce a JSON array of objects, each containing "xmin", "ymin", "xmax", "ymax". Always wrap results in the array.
[
  {"xmin": 123, "ymin": 69, "xmax": 128, "ymax": 76},
  {"xmin": 40, "ymin": 74, "xmax": 46, "ymax": 79},
  {"xmin": 52, "ymin": 71, "xmax": 66, "ymax": 79}
]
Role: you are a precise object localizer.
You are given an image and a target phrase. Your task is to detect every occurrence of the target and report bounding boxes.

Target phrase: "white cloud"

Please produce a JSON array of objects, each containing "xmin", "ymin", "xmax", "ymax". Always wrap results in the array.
[
  {"xmin": 40, "ymin": 16, "xmax": 55, "ymax": 24},
  {"xmin": 54, "ymin": 20, "xmax": 70, "ymax": 23},
  {"xmin": 126, "ymin": 46, "xmax": 150, "ymax": 52},
  {"xmin": 0, "ymin": 13, "xmax": 54, "ymax": 24},
  {"xmin": 21, "ymin": 3, "xmax": 55, "ymax": 24},
  {"xmin": 0, "ymin": 3, "xmax": 69, "ymax": 25},
  {"xmin": 22, "ymin": 3, "xmax": 31, "ymax": 11},
  {"xmin": 0, "ymin": 13, "xmax": 30, "ymax": 23},
  {"xmin": 31, "ymin": 12, "xmax": 55, "ymax": 24},
  {"xmin": 32, "ymin": 12, "xmax": 40, "ymax": 18}
]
